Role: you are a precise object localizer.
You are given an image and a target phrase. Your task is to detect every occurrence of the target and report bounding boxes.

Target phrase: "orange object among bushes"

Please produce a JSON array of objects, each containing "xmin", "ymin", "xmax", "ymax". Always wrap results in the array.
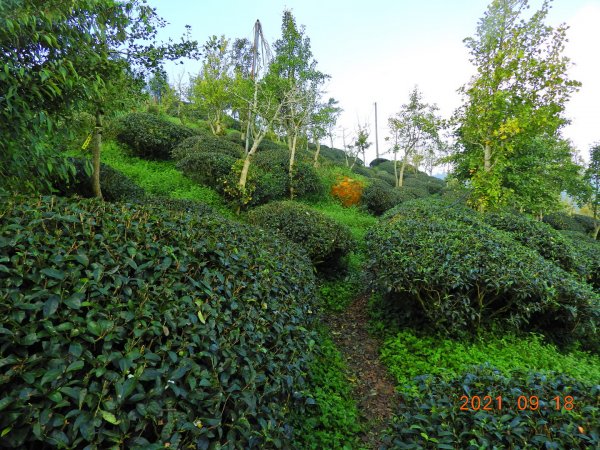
[{"xmin": 331, "ymin": 176, "xmax": 364, "ymax": 207}]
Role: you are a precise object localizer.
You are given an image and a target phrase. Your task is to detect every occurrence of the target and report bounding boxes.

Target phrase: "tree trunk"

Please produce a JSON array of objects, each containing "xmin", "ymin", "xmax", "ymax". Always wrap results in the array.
[
  {"xmin": 398, "ymin": 157, "xmax": 408, "ymax": 188},
  {"xmin": 313, "ymin": 140, "xmax": 321, "ymax": 167},
  {"xmin": 593, "ymin": 223, "xmax": 600, "ymax": 240},
  {"xmin": 484, "ymin": 142, "xmax": 492, "ymax": 172},
  {"xmin": 289, "ymin": 131, "xmax": 298, "ymax": 200},
  {"xmin": 91, "ymin": 111, "xmax": 103, "ymax": 199},
  {"xmin": 394, "ymin": 152, "xmax": 399, "ymax": 187}
]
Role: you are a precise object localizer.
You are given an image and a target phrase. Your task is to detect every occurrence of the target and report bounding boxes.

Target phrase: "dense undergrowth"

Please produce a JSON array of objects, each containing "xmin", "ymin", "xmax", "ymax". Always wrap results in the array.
[{"xmin": 3, "ymin": 111, "xmax": 600, "ymax": 449}]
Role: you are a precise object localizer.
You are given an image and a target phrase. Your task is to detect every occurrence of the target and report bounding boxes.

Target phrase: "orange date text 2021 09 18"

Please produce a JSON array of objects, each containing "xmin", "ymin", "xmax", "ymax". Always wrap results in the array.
[{"xmin": 458, "ymin": 395, "xmax": 575, "ymax": 412}]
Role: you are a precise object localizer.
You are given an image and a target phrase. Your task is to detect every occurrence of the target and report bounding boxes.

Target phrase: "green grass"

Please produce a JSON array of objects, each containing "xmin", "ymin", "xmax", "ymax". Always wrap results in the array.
[
  {"xmin": 97, "ymin": 141, "xmax": 234, "ymax": 218},
  {"xmin": 305, "ymin": 200, "xmax": 377, "ymax": 242},
  {"xmin": 380, "ymin": 329, "xmax": 600, "ymax": 390},
  {"xmin": 292, "ymin": 330, "xmax": 364, "ymax": 450}
]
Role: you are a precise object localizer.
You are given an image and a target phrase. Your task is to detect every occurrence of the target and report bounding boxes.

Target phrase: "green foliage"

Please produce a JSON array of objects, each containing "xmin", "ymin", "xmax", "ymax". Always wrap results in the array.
[
  {"xmin": 319, "ymin": 146, "xmax": 347, "ymax": 166},
  {"xmin": 253, "ymin": 149, "xmax": 323, "ymax": 200},
  {"xmin": 98, "ymin": 141, "xmax": 230, "ymax": 216},
  {"xmin": 0, "ymin": 195, "xmax": 317, "ymax": 448},
  {"xmin": 361, "ymin": 179, "xmax": 404, "ymax": 216},
  {"xmin": 366, "ymin": 198, "xmax": 600, "ymax": 349},
  {"xmin": 561, "ymin": 232, "xmax": 600, "ymax": 290},
  {"xmin": 382, "ymin": 366, "xmax": 599, "ymax": 449},
  {"xmin": 369, "ymin": 158, "xmax": 390, "ymax": 168},
  {"xmin": 543, "ymin": 212, "xmax": 589, "ymax": 234},
  {"xmin": 176, "ymin": 153, "xmax": 236, "ymax": 191},
  {"xmin": 306, "ymin": 200, "xmax": 377, "ymax": 243},
  {"xmin": 247, "ymin": 201, "xmax": 355, "ymax": 273},
  {"xmin": 483, "ymin": 210, "xmax": 584, "ymax": 278},
  {"xmin": 292, "ymin": 332, "xmax": 363, "ymax": 449},
  {"xmin": 318, "ymin": 277, "xmax": 363, "ymax": 312},
  {"xmin": 372, "ymin": 170, "xmax": 396, "ymax": 187},
  {"xmin": 116, "ymin": 112, "xmax": 196, "ymax": 160},
  {"xmin": 172, "ymin": 134, "xmax": 244, "ymax": 159},
  {"xmin": 0, "ymin": 0, "xmax": 197, "ymax": 191},
  {"xmin": 142, "ymin": 197, "xmax": 216, "ymax": 218},
  {"xmin": 53, "ymin": 157, "xmax": 145, "ymax": 202},
  {"xmin": 381, "ymin": 330, "xmax": 600, "ymax": 389}
]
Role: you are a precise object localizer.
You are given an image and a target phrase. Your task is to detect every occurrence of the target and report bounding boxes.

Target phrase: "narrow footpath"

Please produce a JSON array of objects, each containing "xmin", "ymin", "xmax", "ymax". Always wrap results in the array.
[{"xmin": 324, "ymin": 294, "xmax": 401, "ymax": 449}]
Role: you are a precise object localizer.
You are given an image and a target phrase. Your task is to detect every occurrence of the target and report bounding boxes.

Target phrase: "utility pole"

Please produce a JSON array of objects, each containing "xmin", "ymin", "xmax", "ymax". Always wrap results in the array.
[{"xmin": 374, "ymin": 101, "xmax": 379, "ymax": 160}]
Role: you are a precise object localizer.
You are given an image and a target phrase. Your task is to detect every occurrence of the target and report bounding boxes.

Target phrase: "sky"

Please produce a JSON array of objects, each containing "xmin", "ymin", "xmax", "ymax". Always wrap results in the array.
[{"xmin": 148, "ymin": 0, "xmax": 600, "ymax": 165}]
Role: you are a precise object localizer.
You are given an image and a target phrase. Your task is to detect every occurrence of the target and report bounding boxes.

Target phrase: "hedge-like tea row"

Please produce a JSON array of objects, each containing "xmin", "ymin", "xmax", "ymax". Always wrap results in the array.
[
  {"xmin": 116, "ymin": 112, "xmax": 196, "ymax": 159},
  {"xmin": 247, "ymin": 201, "xmax": 355, "ymax": 274},
  {"xmin": 367, "ymin": 198, "xmax": 599, "ymax": 348},
  {"xmin": 382, "ymin": 365, "xmax": 599, "ymax": 449},
  {"xmin": 0, "ymin": 195, "xmax": 318, "ymax": 448}
]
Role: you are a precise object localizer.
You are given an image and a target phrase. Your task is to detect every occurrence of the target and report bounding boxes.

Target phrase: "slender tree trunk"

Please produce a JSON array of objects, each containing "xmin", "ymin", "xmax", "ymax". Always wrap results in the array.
[
  {"xmin": 289, "ymin": 131, "xmax": 298, "ymax": 200},
  {"xmin": 91, "ymin": 110, "xmax": 103, "ymax": 199},
  {"xmin": 394, "ymin": 151, "xmax": 399, "ymax": 187},
  {"xmin": 398, "ymin": 157, "xmax": 408, "ymax": 188},
  {"xmin": 593, "ymin": 223, "xmax": 600, "ymax": 240},
  {"xmin": 484, "ymin": 142, "xmax": 492, "ymax": 172},
  {"xmin": 313, "ymin": 140, "xmax": 321, "ymax": 167}
]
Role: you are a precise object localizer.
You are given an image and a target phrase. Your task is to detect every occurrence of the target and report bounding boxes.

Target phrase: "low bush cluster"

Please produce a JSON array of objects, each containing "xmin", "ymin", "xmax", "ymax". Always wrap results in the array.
[
  {"xmin": 361, "ymin": 179, "xmax": 404, "ymax": 216},
  {"xmin": 171, "ymin": 134, "xmax": 244, "ymax": 160},
  {"xmin": 247, "ymin": 201, "xmax": 355, "ymax": 274},
  {"xmin": 116, "ymin": 112, "xmax": 196, "ymax": 159},
  {"xmin": 54, "ymin": 157, "xmax": 145, "ymax": 203},
  {"xmin": 175, "ymin": 152, "xmax": 236, "ymax": 191},
  {"xmin": 543, "ymin": 212, "xmax": 597, "ymax": 236},
  {"xmin": 366, "ymin": 198, "xmax": 599, "ymax": 349},
  {"xmin": 0, "ymin": 195, "xmax": 318, "ymax": 448},
  {"xmin": 382, "ymin": 366, "xmax": 599, "ymax": 449}
]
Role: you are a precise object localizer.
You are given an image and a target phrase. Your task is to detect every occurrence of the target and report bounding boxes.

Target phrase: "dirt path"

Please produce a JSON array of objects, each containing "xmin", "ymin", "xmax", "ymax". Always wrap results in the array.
[{"xmin": 324, "ymin": 294, "xmax": 401, "ymax": 449}]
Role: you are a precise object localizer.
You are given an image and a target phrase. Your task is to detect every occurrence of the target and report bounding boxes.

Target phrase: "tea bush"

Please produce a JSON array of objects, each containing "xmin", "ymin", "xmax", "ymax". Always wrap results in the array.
[
  {"xmin": 171, "ymin": 134, "xmax": 244, "ymax": 160},
  {"xmin": 483, "ymin": 211, "xmax": 583, "ymax": 278},
  {"xmin": 253, "ymin": 150, "xmax": 322, "ymax": 200},
  {"xmin": 366, "ymin": 198, "xmax": 600, "ymax": 348},
  {"xmin": 382, "ymin": 366, "xmax": 599, "ymax": 449},
  {"xmin": 116, "ymin": 112, "xmax": 196, "ymax": 159},
  {"xmin": 543, "ymin": 212, "xmax": 598, "ymax": 236},
  {"xmin": 0, "ymin": 195, "xmax": 318, "ymax": 448},
  {"xmin": 54, "ymin": 157, "xmax": 145, "ymax": 202},
  {"xmin": 361, "ymin": 179, "xmax": 404, "ymax": 216},
  {"xmin": 175, "ymin": 152, "xmax": 237, "ymax": 191},
  {"xmin": 247, "ymin": 201, "xmax": 355, "ymax": 273}
]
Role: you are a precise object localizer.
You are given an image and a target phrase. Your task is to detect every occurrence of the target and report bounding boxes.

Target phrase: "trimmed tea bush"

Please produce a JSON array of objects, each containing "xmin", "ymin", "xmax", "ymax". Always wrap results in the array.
[
  {"xmin": 247, "ymin": 201, "xmax": 355, "ymax": 273},
  {"xmin": 142, "ymin": 197, "xmax": 216, "ymax": 218},
  {"xmin": 175, "ymin": 152, "xmax": 237, "ymax": 191},
  {"xmin": 543, "ymin": 212, "xmax": 597, "ymax": 237},
  {"xmin": 382, "ymin": 366, "xmax": 599, "ymax": 449},
  {"xmin": 171, "ymin": 134, "xmax": 244, "ymax": 160},
  {"xmin": 367, "ymin": 198, "xmax": 599, "ymax": 348},
  {"xmin": 483, "ymin": 211, "xmax": 583, "ymax": 277},
  {"xmin": 116, "ymin": 112, "xmax": 196, "ymax": 159},
  {"xmin": 54, "ymin": 157, "xmax": 145, "ymax": 202},
  {"xmin": 361, "ymin": 179, "xmax": 404, "ymax": 216},
  {"xmin": 0, "ymin": 195, "xmax": 317, "ymax": 448},
  {"xmin": 372, "ymin": 170, "xmax": 397, "ymax": 187},
  {"xmin": 253, "ymin": 150, "xmax": 322, "ymax": 200}
]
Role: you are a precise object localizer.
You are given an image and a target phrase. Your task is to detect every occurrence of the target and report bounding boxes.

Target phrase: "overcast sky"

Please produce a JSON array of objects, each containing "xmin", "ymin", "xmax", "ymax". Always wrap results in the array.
[{"xmin": 148, "ymin": 0, "xmax": 600, "ymax": 164}]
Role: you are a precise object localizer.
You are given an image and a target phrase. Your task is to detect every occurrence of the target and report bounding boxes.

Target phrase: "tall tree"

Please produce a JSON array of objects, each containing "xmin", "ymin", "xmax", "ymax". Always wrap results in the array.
[
  {"xmin": 191, "ymin": 35, "xmax": 232, "ymax": 136},
  {"xmin": 453, "ymin": 0, "xmax": 580, "ymax": 211},
  {"xmin": 309, "ymin": 97, "xmax": 342, "ymax": 167},
  {"xmin": 271, "ymin": 10, "xmax": 328, "ymax": 199},
  {"xmin": 353, "ymin": 124, "xmax": 371, "ymax": 167},
  {"xmin": 388, "ymin": 86, "xmax": 443, "ymax": 187},
  {"xmin": 0, "ymin": 0, "xmax": 199, "ymax": 195}
]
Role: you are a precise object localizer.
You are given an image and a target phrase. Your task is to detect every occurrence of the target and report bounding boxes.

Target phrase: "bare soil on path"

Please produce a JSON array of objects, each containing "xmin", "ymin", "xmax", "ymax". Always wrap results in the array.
[{"xmin": 324, "ymin": 294, "xmax": 402, "ymax": 449}]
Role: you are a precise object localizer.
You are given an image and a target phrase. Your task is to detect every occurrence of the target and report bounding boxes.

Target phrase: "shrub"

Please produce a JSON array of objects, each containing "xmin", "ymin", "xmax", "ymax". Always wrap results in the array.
[
  {"xmin": 175, "ymin": 152, "xmax": 236, "ymax": 191},
  {"xmin": 171, "ymin": 134, "xmax": 244, "ymax": 160},
  {"xmin": 330, "ymin": 176, "xmax": 364, "ymax": 207},
  {"xmin": 561, "ymin": 231, "xmax": 600, "ymax": 289},
  {"xmin": 116, "ymin": 112, "xmax": 196, "ymax": 159},
  {"xmin": 54, "ymin": 157, "xmax": 145, "ymax": 202},
  {"xmin": 247, "ymin": 201, "xmax": 355, "ymax": 273},
  {"xmin": 318, "ymin": 146, "xmax": 347, "ymax": 166},
  {"xmin": 372, "ymin": 170, "xmax": 397, "ymax": 187},
  {"xmin": 350, "ymin": 164, "xmax": 372, "ymax": 178},
  {"xmin": 369, "ymin": 157, "xmax": 390, "ymax": 168},
  {"xmin": 142, "ymin": 197, "xmax": 215, "ymax": 218},
  {"xmin": 257, "ymin": 138, "xmax": 287, "ymax": 152},
  {"xmin": 543, "ymin": 211, "xmax": 588, "ymax": 234},
  {"xmin": 253, "ymin": 150, "xmax": 322, "ymax": 200},
  {"xmin": 382, "ymin": 366, "xmax": 599, "ymax": 449},
  {"xmin": 395, "ymin": 184, "xmax": 429, "ymax": 202},
  {"xmin": 483, "ymin": 211, "xmax": 584, "ymax": 278},
  {"xmin": 361, "ymin": 179, "xmax": 404, "ymax": 216},
  {"xmin": 0, "ymin": 195, "xmax": 317, "ymax": 448},
  {"xmin": 403, "ymin": 175, "xmax": 445, "ymax": 194},
  {"xmin": 366, "ymin": 198, "xmax": 600, "ymax": 348}
]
